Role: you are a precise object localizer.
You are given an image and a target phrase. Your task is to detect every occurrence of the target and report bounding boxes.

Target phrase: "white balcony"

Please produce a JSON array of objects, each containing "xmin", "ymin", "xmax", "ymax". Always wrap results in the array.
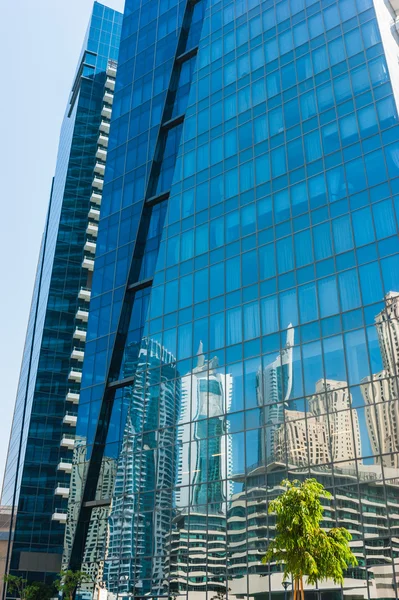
[
  {"xmin": 60, "ymin": 436, "xmax": 75, "ymax": 449},
  {"xmin": 52, "ymin": 511, "xmax": 67, "ymax": 523},
  {"xmin": 86, "ymin": 222, "xmax": 98, "ymax": 237},
  {"xmin": 84, "ymin": 239, "xmax": 97, "ymax": 254},
  {"xmin": 71, "ymin": 347, "xmax": 85, "ymax": 361},
  {"xmin": 82, "ymin": 256, "xmax": 95, "ymax": 271},
  {"xmin": 68, "ymin": 368, "xmax": 82, "ymax": 383},
  {"xmin": 66, "ymin": 390, "xmax": 80, "ymax": 404},
  {"xmin": 98, "ymin": 133, "xmax": 109, "ymax": 146},
  {"xmin": 55, "ymin": 484, "xmax": 70, "ymax": 498},
  {"xmin": 78, "ymin": 287, "xmax": 91, "ymax": 302},
  {"xmin": 106, "ymin": 64, "xmax": 117, "ymax": 78},
  {"xmin": 105, "ymin": 77, "xmax": 115, "ymax": 91},
  {"xmin": 63, "ymin": 413, "xmax": 78, "ymax": 427},
  {"xmin": 101, "ymin": 105, "xmax": 112, "ymax": 119},
  {"xmin": 92, "ymin": 176, "xmax": 104, "ymax": 191},
  {"xmin": 76, "ymin": 307, "xmax": 89, "ymax": 322},
  {"xmin": 91, "ymin": 190, "xmax": 102, "ymax": 205},
  {"xmin": 73, "ymin": 327, "xmax": 87, "ymax": 342},
  {"xmin": 95, "ymin": 148, "xmax": 107, "ymax": 162},
  {"xmin": 103, "ymin": 91, "xmax": 114, "ymax": 105},
  {"xmin": 100, "ymin": 120, "xmax": 110, "ymax": 135},
  {"xmin": 88, "ymin": 206, "xmax": 100, "ymax": 221},
  {"xmin": 94, "ymin": 161, "xmax": 105, "ymax": 176},
  {"xmin": 57, "ymin": 460, "xmax": 73, "ymax": 473}
]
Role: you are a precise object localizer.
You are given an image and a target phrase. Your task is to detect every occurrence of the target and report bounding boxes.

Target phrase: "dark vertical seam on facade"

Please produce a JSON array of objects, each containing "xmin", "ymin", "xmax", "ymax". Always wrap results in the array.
[{"xmin": 68, "ymin": 0, "xmax": 204, "ymax": 571}]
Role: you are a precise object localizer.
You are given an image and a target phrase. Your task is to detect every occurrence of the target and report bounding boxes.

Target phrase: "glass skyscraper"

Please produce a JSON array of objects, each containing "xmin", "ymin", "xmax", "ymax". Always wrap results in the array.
[
  {"xmin": 5, "ymin": 0, "xmax": 399, "ymax": 598},
  {"xmin": 1, "ymin": 3, "xmax": 121, "ymax": 593},
  {"xmin": 59, "ymin": 0, "xmax": 399, "ymax": 598}
]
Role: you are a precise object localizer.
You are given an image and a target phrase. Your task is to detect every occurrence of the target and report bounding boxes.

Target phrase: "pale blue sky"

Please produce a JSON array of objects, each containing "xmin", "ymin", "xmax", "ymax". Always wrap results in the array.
[{"xmin": 0, "ymin": 0, "xmax": 125, "ymax": 489}]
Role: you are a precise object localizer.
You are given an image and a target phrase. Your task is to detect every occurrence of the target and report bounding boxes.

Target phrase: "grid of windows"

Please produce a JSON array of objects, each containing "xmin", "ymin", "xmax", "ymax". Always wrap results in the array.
[{"xmin": 65, "ymin": 0, "xmax": 399, "ymax": 599}]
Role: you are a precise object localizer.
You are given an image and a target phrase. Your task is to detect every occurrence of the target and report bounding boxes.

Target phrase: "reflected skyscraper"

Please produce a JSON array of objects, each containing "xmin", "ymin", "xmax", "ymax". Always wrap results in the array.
[
  {"xmin": 309, "ymin": 380, "xmax": 362, "ymax": 464},
  {"xmin": 169, "ymin": 347, "xmax": 233, "ymax": 596},
  {"xmin": 104, "ymin": 338, "xmax": 180, "ymax": 598},
  {"xmin": 258, "ymin": 325, "xmax": 294, "ymax": 465},
  {"xmin": 362, "ymin": 292, "xmax": 399, "ymax": 468}
]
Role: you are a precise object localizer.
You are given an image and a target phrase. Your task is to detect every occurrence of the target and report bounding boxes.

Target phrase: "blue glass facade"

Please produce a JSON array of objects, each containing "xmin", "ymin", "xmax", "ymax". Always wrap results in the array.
[
  {"xmin": 1, "ymin": 3, "xmax": 121, "ymax": 592},
  {"xmin": 66, "ymin": 0, "xmax": 399, "ymax": 598}
]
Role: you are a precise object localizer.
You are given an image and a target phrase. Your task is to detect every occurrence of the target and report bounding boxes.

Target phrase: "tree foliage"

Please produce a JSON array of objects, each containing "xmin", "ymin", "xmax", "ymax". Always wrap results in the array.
[
  {"xmin": 3, "ymin": 575, "xmax": 27, "ymax": 599},
  {"xmin": 3, "ymin": 575, "xmax": 54, "ymax": 600},
  {"xmin": 262, "ymin": 479, "xmax": 358, "ymax": 600},
  {"xmin": 25, "ymin": 581, "xmax": 54, "ymax": 600},
  {"xmin": 54, "ymin": 570, "xmax": 91, "ymax": 600}
]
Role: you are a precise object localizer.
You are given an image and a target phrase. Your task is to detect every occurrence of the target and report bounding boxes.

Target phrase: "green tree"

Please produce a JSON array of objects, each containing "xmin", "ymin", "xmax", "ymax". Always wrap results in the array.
[
  {"xmin": 262, "ymin": 479, "xmax": 358, "ymax": 600},
  {"xmin": 3, "ymin": 575, "xmax": 27, "ymax": 599},
  {"xmin": 3, "ymin": 576, "xmax": 53, "ymax": 600},
  {"xmin": 54, "ymin": 570, "xmax": 91, "ymax": 600},
  {"xmin": 25, "ymin": 582, "xmax": 54, "ymax": 600}
]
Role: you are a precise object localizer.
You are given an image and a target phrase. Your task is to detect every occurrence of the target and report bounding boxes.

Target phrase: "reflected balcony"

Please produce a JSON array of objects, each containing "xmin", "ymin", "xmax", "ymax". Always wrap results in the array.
[
  {"xmin": 99, "ymin": 121, "xmax": 110, "ymax": 135},
  {"xmin": 92, "ymin": 175, "xmax": 103, "ymax": 191},
  {"xmin": 52, "ymin": 510, "xmax": 67, "ymax": 523},
  {"xmin": 86, "ymin": 222, "xmax": 98, "ymax": 237},
  {"xmin": 63, "ymin": 412, "xmax": 78, "ymax": 427},
  {"xmin": 66, "ymin": 390, "xmax": 80, "ymax": 404},
  {"xmin": 103, "ymin": 91, "xmax": 114, "ymax": 105},
  {"xmin": 57, "ymin": 459, "xmax": 72, "ymax": 473},
  {"xmin": 76, "ymin": 307, "xmax": 89, "ymax": 322},
  {"xmin": 98, "ymin": 133, "xmax": 108, "ymax": 146},
  {"xmin": 82, "ymin": 255, "xmax": 95, "ymax": 271},
  {"xmin": 78, "ymin": 287, "xmax": 91, "ymax": 302},
  {"xmin": 88, "ymin": 207, "xmax": 100, "ymax": 221},
  {"xmin": 68, "ymin": 367, "xmax": 82, "ymax": 383},
  {"xmin": 105, "ymin": 77, "xmax": 115, "ymax": 91},
  {"xmin": 54, "ymin": 484, "xmax": 70, "ymax": 498},
  {"xmin": 101, "ymin": 105, "xmax": 112, "ymax": 119},
  {"xmin": 84, "ymin": 239, "xmax": 96, "ymax": 254},
  {"xmin": 71, "ymin": 347, "xmax": 85, "ymax": 361},
  {"xmin": 60, "ymin": 435, "xmax": 75, "ymax": 449}
]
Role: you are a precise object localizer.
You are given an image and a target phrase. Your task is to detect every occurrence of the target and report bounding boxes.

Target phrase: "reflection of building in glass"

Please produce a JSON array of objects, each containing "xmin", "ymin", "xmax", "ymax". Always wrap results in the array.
[
  {"xmin": 169, "ymin": 345, "xmax": 233, "ymax": 595},
  {"xmin": 103, "ymin": 415, "xmax": 135, "ymax": 597},
  {"xmin": 227, "ymin": 465, "xmax": 399, "ymax": 600},
  {"xmin": 63, "ymin": 440, "xmax": 116, "ymax": 598},
  {"xmin": 309, "ymin": 380, "xmax": 362, "ymax": 464},
  {"xmin": 258, "ymin": 326, "xmax": 294, "ymax": 465},
  {"xmin": 375, "ymin": 292, "xmax": 399, "ymax": 379},
  {"xmin": 274, "ymin": 410, "xmax": 330, "ymax": 466},
  {"xmin": 362, "ymin": 292, "xmax": 399, "ymax": 468},
  {"xmin": 104, "ymin": 339, "xmax": 180, "ymax": 598},
  {"xmin": 63, "ymin": 440, "xmax": 86, "ymax": 571},
  {"xmin": 176, "ymin": 343, "xmax": 233, "ymax": 511}
]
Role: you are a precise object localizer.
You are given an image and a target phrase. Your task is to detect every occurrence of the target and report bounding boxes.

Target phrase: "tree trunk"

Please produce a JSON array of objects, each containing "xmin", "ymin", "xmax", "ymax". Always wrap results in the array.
[
  {"xmin": 300, "ymin": 576, "xmax": 304, "ymax": 600},
  {"xmin": 293, "ymin": 578, "xmax": 298, "ymax": 600}
]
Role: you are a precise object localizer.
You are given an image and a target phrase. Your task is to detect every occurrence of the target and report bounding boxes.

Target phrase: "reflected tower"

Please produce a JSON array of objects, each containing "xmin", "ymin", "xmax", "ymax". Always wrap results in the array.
[
  {"xmin": 362, "ymin": 292, "xmax": 399, "ymax": 468},
  {"xmin": 257, "ymin": 325, "xmax": 294, "ymax": 466}
]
